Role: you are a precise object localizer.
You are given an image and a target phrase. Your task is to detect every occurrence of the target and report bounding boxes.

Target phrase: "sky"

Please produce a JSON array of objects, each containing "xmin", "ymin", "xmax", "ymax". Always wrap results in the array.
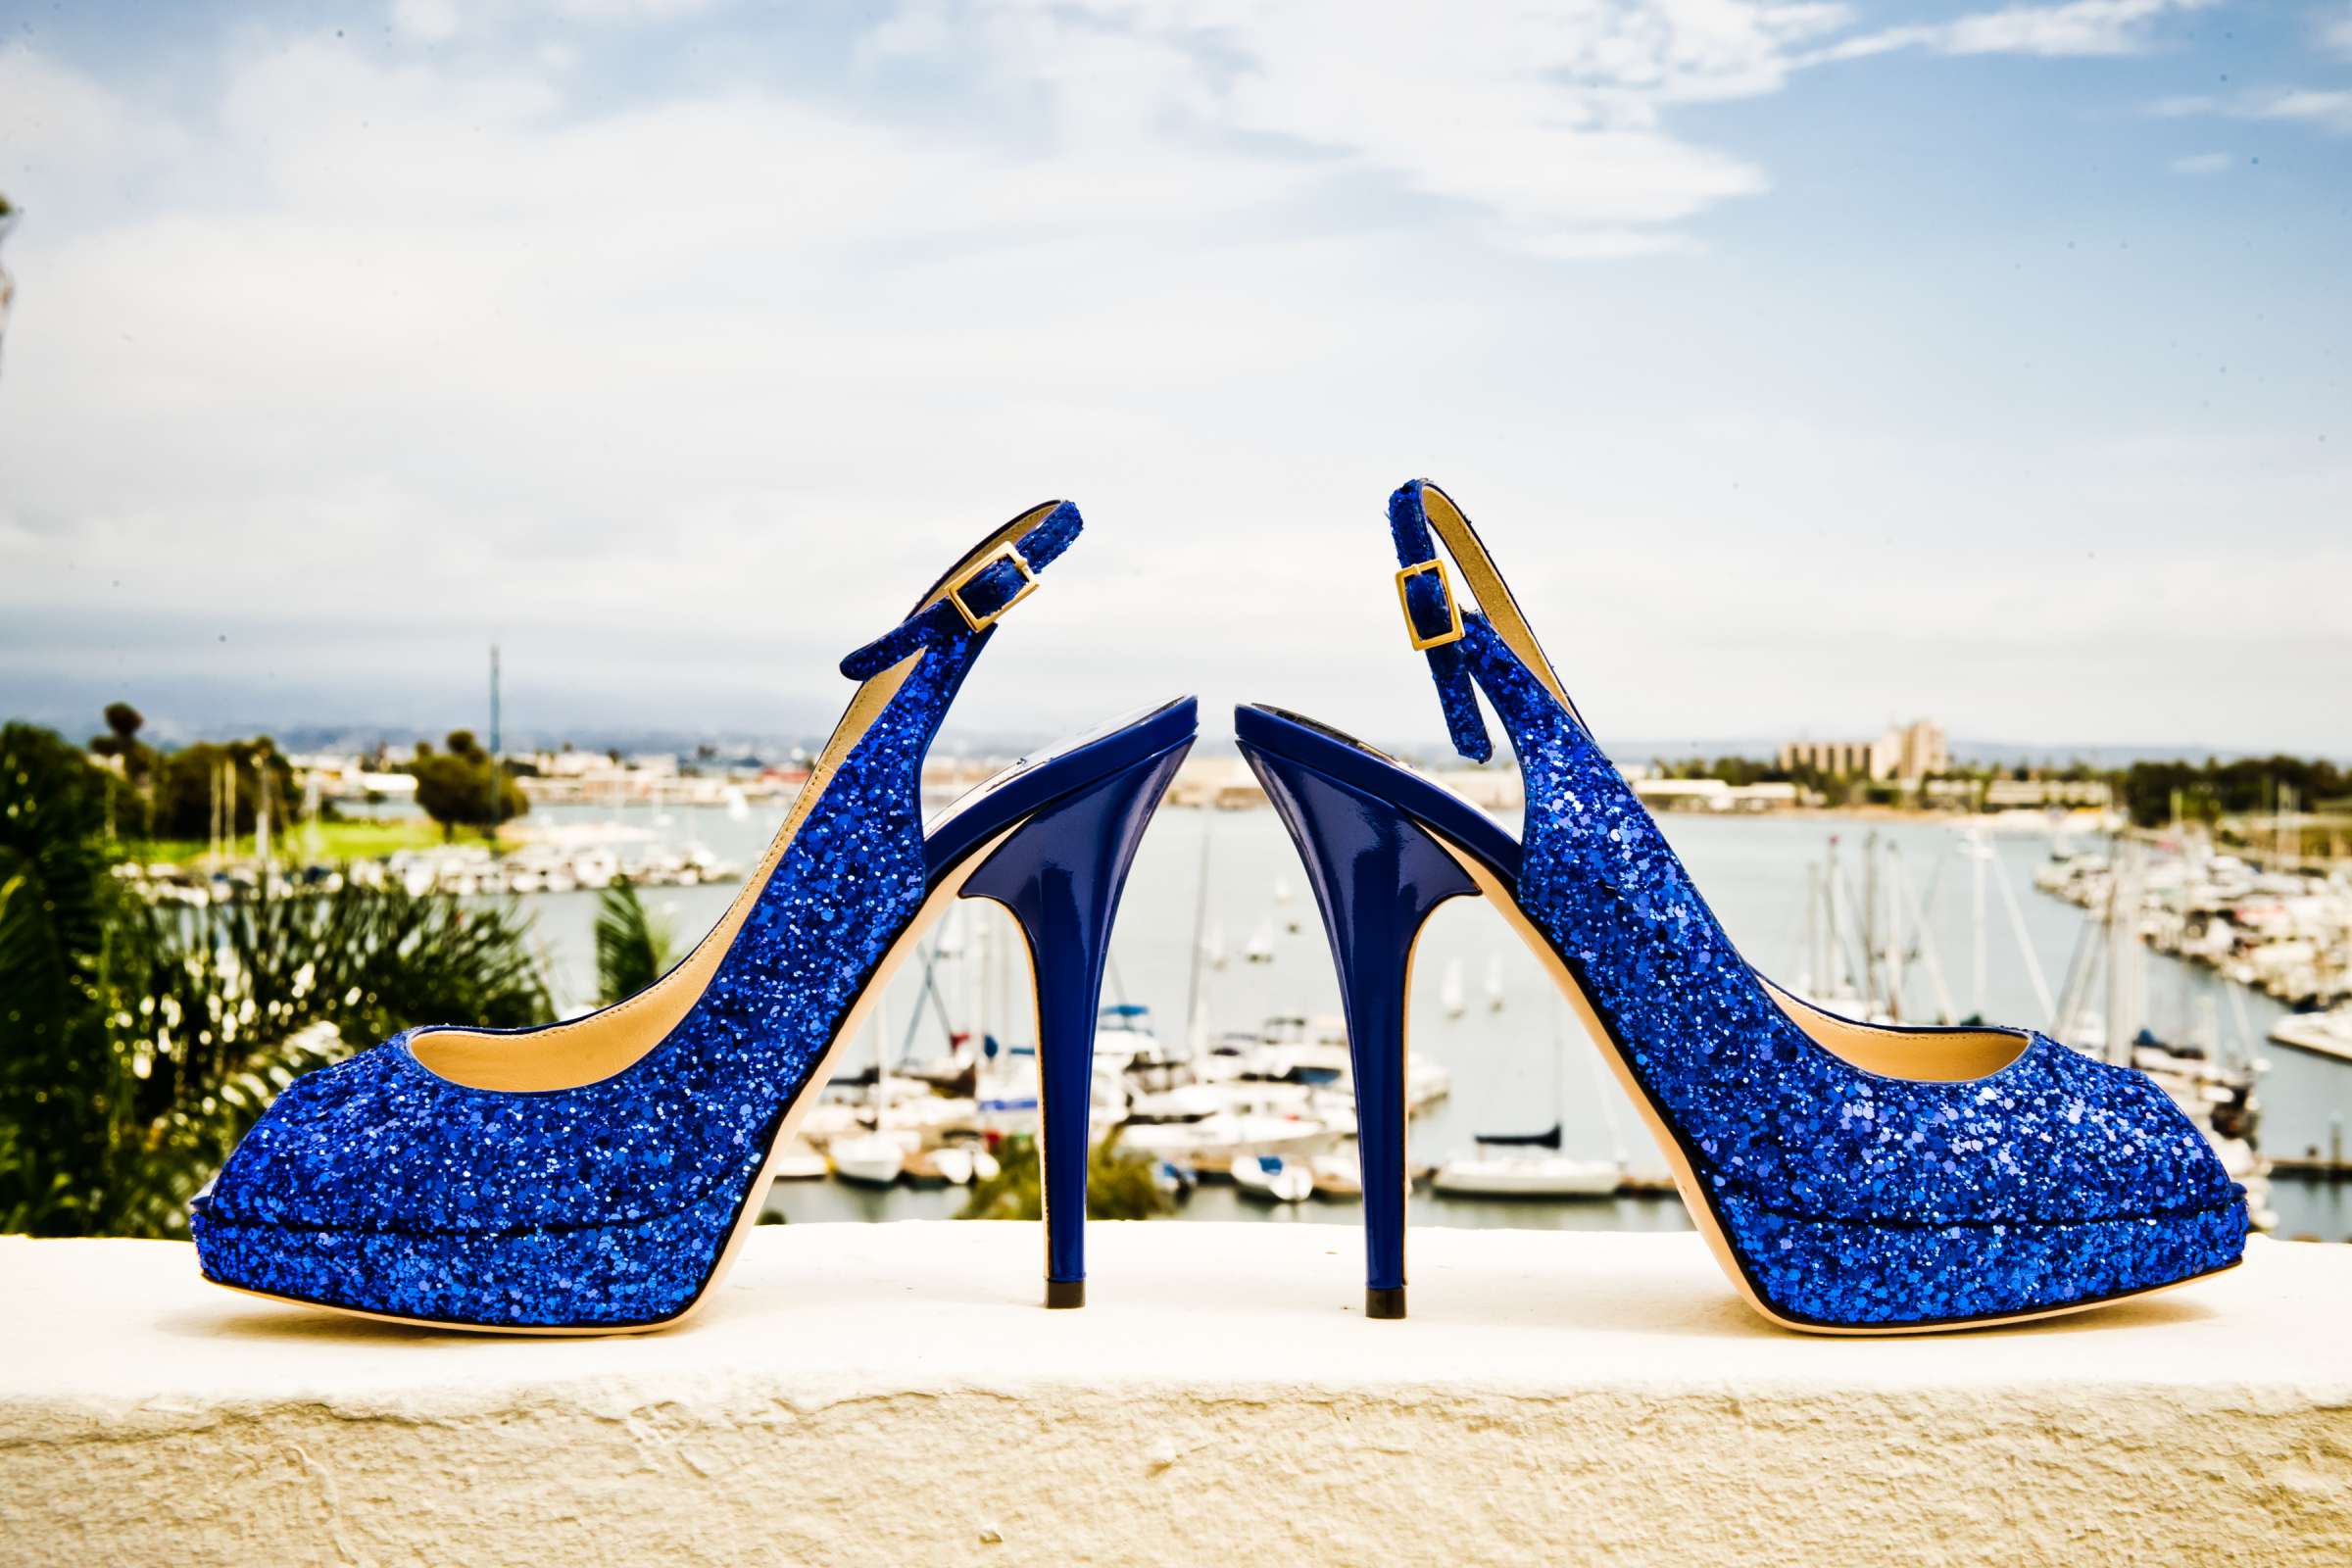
[{"xmin": 1, "ymin": 0, "xmax": 2347, "ymax": 759}]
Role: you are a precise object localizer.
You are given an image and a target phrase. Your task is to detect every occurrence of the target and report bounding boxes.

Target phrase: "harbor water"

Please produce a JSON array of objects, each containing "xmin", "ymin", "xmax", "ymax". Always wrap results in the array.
[{"xmin": 501, "ymin": 792, "xmax": 2352, "ymax": 1241}]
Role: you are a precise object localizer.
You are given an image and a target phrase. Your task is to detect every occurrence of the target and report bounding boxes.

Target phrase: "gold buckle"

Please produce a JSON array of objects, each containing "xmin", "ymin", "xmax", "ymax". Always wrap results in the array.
[
  {"xmin": 1395, "ymin": 559, "xmax": 1463, "ymax": 651},
  {"xmin": 944, "ymin": 543, "xmax": 1039, "ymax": 632}
]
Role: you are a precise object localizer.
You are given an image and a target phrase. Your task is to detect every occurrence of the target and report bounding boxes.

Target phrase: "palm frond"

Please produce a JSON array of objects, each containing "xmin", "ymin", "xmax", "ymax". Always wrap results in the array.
[{"xmin": 593, "ymin": 878, "xmax": 673, "ymax": 1004}]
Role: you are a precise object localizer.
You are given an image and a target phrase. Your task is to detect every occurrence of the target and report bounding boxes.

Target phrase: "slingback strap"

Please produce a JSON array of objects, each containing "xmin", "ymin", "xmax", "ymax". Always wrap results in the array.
[
  {"xmin": 839, "ymin": 501, "xmax": 1083, "ymax": 679},
  {"xmin": 1388, "ymin": 481, "xmax": 1494, "ymax": 762}
]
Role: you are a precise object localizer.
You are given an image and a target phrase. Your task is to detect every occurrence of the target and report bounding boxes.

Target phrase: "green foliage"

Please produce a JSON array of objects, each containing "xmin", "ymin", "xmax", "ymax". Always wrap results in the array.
[
  {"xmin": 150, "ymin": 738, "xmax": 297, "ymax": 841},
  {"xmin": 594, "ymin": 878, "xmax": 674, "ymax": 1004},
  {"xmin": 0, "ymin": 721, "xmax": 556, "ymax": 1238},
  {"xmin": 412, "ymin": 728, "xmax": 528, "ymax": 840},
  {"xmin": 2119, "ymin": 756, "xmax": 2350, "ymax": 829},
  {"xmin": 0, "ymin": 724, "xmax": 122, "ymax": 1234},
  {"xmin": 87, "ymin": 701, "xmax": 157, "ymax": 785},
  {"xmin": 956, "ymin": 1129, "xmax": 1172, "ymax": 1222}
]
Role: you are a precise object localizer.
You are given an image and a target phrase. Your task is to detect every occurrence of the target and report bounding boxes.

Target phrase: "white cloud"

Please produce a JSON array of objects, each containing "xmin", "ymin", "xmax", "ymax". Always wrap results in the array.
[
  {"xmin": 859, "ymin": 1, "xmax": 1856, "ymax": 257},
  {"xmin": 2252, "ymin": 87, "xmax": 2352, "ymax": 132},
  {"xmin": 1516, "ymin": 227, "xmax": 1705, "ymax": 261},
  {"xmin": 2319, "ymin": 4, "xmax": 2352, "ymax": 59},
  {"xmin": 1824, "ymin": 0, "xmax": 2217, "ymax": 61},
  {"xmin": 2153, "ymin": 85, "xmax": 2352, "ymax": 134},
  {"xmin": 0, "ymin": 46, "xmax": 191, "ymax": 231},
  {"xmin": 392, "ymin": 0, "xmax": 463, "ymax": 42},
  {"xmin": 1, "ymin": 10, "xmax": 2343, "ymax": 751},
  {"xmin": 2167, "ymin": 150, "xmax": 2231, "ymax": 173}
]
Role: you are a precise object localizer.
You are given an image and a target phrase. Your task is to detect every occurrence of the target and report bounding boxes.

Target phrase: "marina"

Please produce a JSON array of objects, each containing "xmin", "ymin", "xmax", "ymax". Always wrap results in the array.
[{"xmin": 304, "ymin": 783, "xmax": 2346, "ymax": 1242}]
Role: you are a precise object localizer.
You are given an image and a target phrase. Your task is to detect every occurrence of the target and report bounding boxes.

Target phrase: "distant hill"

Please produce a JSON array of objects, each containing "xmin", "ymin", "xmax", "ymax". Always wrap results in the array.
[{"xmin": 10, "ymin": 707, "xmax": 2341, "ymax": 771}]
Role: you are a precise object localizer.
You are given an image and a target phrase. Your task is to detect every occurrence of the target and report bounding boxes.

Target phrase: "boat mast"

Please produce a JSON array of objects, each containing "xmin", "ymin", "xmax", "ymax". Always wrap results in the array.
[
  {"xmin": 1184, "ymin": 812, "xmax": 1213, "ymax": 1055},
  {"xmin": 1970, "ymin": 828, "xmax": 1988, "ymax": 1021},
  {"xmin": 1801, "ymin": 861, "xmax": 1820, "ymax": 995},
  {"xmin": 2105, "ymin": 840, "xmax": 2143, "ymax": 1065},
  {"xmin": 874, "ymin": 983, "xmax": 891, "ymax": 1134},
  {"xmin": 1862, "ymin": 831, "xmax": 1882, "ymax": 1016}
]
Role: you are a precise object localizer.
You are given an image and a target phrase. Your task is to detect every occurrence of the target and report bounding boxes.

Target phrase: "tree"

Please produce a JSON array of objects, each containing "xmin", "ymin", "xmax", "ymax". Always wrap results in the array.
[
  {"xmin": 956, "ymin": 1129, "xmax": 1171, "ymax": 1222},
  {"xmin": 594, "ymin": 879, "xmax": 675, "ymax": 1004},
  {"xmin": 0, "ymin": 724, "xmax": 121, "ymax": 1234},
  {"xmin": 150, "ymin": 738, "xmax": 297, "ymax": 841},
  {"xmin": 87, "ymin": 702, "xmax": 156, "ymax": 781},
  {"xmin": 0, "ymin": 722, "xmax": 557, "ymax": 1238},
  {"xmin": 412, "ymin": 728, "xmax": 527, "ymax": 841}
]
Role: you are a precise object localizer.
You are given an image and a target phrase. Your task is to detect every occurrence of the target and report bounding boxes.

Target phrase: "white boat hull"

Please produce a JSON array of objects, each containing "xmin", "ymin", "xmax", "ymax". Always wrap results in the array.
[
  {"xmin": 1232, "ymin": 1156, "xmax": 1315, "ymax": 1203},
  {"xmin": 1431, "ymin": 1156, "xmax": 1621, "ymax": 1199},
  {"xmin": 2270, "ymin": 1009, "xmax": 2352, "ymax": 1063},
  {"xmin": 829, "ymin": 1134, "xmax": 906, "ymax": 1188},
  {"xmin": 1117, "ymin": 1113, "xmax": 1338, "ymax": 1170}
]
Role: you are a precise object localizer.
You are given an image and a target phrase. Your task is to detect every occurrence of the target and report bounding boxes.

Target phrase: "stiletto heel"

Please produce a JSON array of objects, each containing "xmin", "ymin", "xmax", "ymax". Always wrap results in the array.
[
  {"xmin": 190, "ymin": 500, "xmax": 1197, "ymax": 1332},
  {"xmin": 1243, "ymin": 478, "xmax": 2246, "ymax": 1334},
  {"xmin": 963, "ymin": 736, "xmax": 1193, "ymax": 1308},
  {"xmin": 1241, "ymin": 742, "xmax": 1474, "ymax": 1319}
]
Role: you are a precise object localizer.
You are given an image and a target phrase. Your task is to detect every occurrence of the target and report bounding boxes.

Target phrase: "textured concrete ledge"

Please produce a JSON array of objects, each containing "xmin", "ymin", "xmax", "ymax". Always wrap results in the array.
[{"xmin": 4, "ymin": 1224, "xmax": 2347, "ymax": 1567}]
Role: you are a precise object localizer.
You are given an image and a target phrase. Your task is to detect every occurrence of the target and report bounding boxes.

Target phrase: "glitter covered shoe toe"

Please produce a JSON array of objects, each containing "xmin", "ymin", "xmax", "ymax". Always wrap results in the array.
[
  {"xmin": 1239, "ymin": 479, "xmax": 2246, "ymax": 1333},
  {"xmin": 191, "ymin": 502, "xmax": 1195, "ymax": 1331}
]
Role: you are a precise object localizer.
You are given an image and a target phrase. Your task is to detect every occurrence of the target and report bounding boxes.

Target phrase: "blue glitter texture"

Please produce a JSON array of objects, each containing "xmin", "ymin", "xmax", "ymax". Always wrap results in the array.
[
  {"xmin": 1394, "ymin": 479, "xmax": 2245, "ymax": 1328},
  {"xmin": 192, "ymin": 507, "xmax": 1069, "ymax": 1329}
]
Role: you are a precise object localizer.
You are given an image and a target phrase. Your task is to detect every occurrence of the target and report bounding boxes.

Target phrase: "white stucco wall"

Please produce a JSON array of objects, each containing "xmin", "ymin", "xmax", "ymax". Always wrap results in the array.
[{"xmin": 4, "ymin": 1223, "xmax": 2347, "ymax": 1566}]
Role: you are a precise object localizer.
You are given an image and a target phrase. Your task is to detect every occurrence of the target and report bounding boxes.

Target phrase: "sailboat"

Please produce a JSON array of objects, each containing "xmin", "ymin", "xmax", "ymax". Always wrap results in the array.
[
  {"xmin": 828, "ymin": 1127, "xmax": 906, "ymax": 1187},
  {"xmin": 934, "ymin": 904, "xmax": 967, "ymax": 959},
  {"xmin": 1244, "ymin": 916, "xmax": 1275, "ymax": 964},
  {"xmin": 1431, "ymin": 1151, "xmax": 1618, "ymax": 1198},
  {"xmin": 1439, "ymin": 957, "xmax": 1466, "ymax": 1019},
  {"xmin": 904, "ymin": 1143, "xmax": 999, "ymax": 1187},
  {"xmin": 1309, "ymin": 1150, "xmax": 1363, "ymax": 1200},
  {"xmin": 829, "ymin": 993, "xmax": 906, "ymax": 1188},
  {"xmin": 1274, "ymin": 874, "xmax": 1299, "ymax": 933},
  {"xmin": 1231, "ymin": 1152, "xmax": 1315, "ymax": 1204},
  {"xmin": 2051, "ymin": 838, "xmax": 2273, "ymax": 1228},
  {"xmin": 2271, "ymin": 1006, "xmax": 2352, "ymax": 1063},
  {"xmin": 1484, "ymin": 955, "xmax": 1505, "ymax": 1012},
  {"xmin": 1432, "ymin": 997, "xmax": 1622, "ymax": 1199},
  {"xmin": 1202, "ymin": 919, "xmax": 1228, "ymax": 970}
]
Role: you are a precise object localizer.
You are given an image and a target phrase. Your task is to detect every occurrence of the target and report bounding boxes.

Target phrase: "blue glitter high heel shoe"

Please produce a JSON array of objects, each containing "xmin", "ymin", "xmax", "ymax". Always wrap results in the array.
[
  {"xmin": 1240, "ymin": 479, "xmax": 2246, "ymax": 1333},
  {"xmin": 191, "ymin": 502, "xmax": 1195, "ymax": 1331}
]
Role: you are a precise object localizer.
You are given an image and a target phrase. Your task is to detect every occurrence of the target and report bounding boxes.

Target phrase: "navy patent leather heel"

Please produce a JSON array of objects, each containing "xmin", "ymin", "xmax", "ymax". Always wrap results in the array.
[
  {"xmin": 190, "ymin": 501, "xmax": 1197, "ymax": 1332},
  {"xmin": 964, "ymin": 735, "xmax": 1193, "ymax": 1307},
  {"xmin": 1241, "ymin": 740, "xmax": 1473, "ymax": 1319},
  {"xmin": 1241, "ymin": 479, "xmax": 2246, "ymax": 1335}
]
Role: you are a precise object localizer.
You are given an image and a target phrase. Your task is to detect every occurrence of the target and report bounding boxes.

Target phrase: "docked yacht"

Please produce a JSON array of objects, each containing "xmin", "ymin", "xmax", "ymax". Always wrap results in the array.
[
  {"xmin": 2271, "ymin": 1006, "xmax": 2352, "ymax": 1063},
  {"xmin": 1231, "ymin": 1153, "xmax": 1315, "ymax": 1204},
  {"xmin": 1431, "ymin": 1152, "xmax": 1621, "ymax": 1199}
]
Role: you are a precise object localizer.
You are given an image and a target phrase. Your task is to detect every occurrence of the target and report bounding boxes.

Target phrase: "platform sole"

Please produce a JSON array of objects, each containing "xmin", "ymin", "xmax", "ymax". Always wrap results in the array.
[{"xmin": 197, "ymin": 827, "xmax": 1022, "ymax": 1337}]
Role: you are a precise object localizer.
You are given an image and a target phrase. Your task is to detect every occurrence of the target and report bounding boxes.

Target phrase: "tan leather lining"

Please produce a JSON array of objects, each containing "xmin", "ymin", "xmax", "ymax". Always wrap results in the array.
[
  {"xmin": 1415, "ymin": 482, "xmax": 1585, "ymax": 731},
  {"xmin": 1416, "ymin": 482, "xmax": 2025, "ymax": 1082},
  {"xmin": 411, "ymin": 503, "xmax": 1065, "ymax": 1095},
  {"xmin": 412, "ymin": 653, "xmax": 924, "ymax": 1092},
  {"xmin": 1761, "ymin": 979, "xmax": 2028, "ymax": 1080}
]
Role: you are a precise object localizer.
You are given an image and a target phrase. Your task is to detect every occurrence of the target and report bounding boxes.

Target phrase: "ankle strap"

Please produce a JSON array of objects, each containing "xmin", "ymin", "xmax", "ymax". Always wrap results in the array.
[
  {"xmin": 1388, "ymin": 481, "xmax": 1494, "ymax": 761},
  {"xmin": 1387, "ymin": 479, "xmax": 1584, "ymax": 761},
  {"xmin": 840, "ymin": 501, "xmax": 1082, "ymax": 679}
]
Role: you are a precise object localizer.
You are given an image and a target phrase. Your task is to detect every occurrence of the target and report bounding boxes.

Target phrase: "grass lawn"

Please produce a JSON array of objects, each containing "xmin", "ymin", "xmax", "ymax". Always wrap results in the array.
[{"xmin": 127, "ymin": 817, "xmax": 477, "ymax": 865}]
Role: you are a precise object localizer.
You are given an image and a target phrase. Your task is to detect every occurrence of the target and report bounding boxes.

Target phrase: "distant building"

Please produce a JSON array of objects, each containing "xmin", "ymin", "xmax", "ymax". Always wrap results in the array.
[
  {"xmin": 1630, "ymin": 777, "xmax": 1800, "ymax": 813},
  {"xmin": 1983, "ymin": 778, "xmax": 2112, "ymax": 810},
  {"xmin": 1778, "ymin": 719, "xmax": 1947, "ymax": 784}
]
